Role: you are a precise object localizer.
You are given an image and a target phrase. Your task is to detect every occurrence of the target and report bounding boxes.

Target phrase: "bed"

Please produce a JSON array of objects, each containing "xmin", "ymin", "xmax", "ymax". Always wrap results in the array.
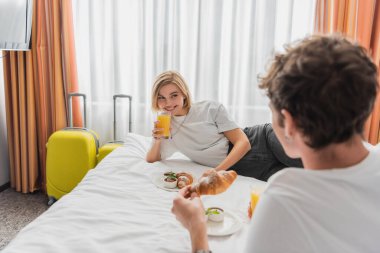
[{"xmin": 3, "ymin": 133, "xmax": 266, "ymax": 253}]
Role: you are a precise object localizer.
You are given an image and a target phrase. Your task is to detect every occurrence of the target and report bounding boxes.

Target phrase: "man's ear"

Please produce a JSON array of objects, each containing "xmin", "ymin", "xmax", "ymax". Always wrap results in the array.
[{"xmin": 281, "ymin": 109, "xmax": 296, "ymax": 140}]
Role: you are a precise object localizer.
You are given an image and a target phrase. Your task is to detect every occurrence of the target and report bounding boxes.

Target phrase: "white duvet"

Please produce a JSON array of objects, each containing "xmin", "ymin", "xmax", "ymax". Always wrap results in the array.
[{"xmin": 3, "ymin": 133, "xmax": 265, "ymax": 253}]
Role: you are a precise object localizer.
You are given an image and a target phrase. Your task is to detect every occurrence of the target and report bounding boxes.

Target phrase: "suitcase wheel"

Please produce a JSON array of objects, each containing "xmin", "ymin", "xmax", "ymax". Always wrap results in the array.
[{"xmin": 48, "ymin": 196, "xmax": 57, "ymax": 206}]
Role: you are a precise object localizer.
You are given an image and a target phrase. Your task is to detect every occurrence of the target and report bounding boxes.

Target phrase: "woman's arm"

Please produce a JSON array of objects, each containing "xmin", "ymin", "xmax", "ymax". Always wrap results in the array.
[
  {"xmin": 215, "ymin": 128, "xmax": 251, "ymax": 171},
  {"xmin": 146, "ymin": 121, "xmax": 164, "ymax": 163},
  {"xmin": 146, "ymin": 139, "xmax": 162, "ymax": 163}
]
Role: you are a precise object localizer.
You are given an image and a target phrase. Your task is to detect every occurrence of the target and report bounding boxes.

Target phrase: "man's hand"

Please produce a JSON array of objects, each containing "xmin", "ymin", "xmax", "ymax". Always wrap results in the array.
[
  {"xmin": 201, "ymin": 168, "xmax": 217, "ymax": 178},
  {"xmin": 171, "ymin": 186, "xmax": 207, "ymax": 232}
]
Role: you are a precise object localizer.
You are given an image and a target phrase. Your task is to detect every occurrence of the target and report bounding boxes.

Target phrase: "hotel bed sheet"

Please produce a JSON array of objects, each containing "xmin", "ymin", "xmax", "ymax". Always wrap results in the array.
[{"xmin": 3, "ymin": 133, "xmax": 265, "ymax": 253}]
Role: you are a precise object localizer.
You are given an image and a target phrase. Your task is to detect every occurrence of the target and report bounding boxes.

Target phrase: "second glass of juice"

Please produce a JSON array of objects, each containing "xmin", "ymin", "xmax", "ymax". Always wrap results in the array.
[
  {"xmin": 248, "ymin": 185, "xmax": 264, "ymax": 218},
  {"xmin": 156, "ymin": 111, "xmax": 171, "ymax": 139}
]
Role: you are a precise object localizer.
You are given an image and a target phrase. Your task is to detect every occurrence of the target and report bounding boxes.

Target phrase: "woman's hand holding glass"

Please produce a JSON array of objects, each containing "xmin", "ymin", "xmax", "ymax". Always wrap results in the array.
[{"xmin": 152, "ymin": 121, "xmax": 165, "ymax": 140}]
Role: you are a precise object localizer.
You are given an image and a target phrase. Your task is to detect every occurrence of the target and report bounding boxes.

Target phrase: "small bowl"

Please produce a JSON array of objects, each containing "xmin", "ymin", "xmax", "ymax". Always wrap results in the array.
[
  {"xmin": 163, "ymin": 177, "xmax": 178, "ymax": 189},
  {"xmin": 164, "ymin": 171, "xmax": 176, "ymax": 177},
  {"xmin": 206, "ymin": 207, "xmax": 224, "ymax": 222}
]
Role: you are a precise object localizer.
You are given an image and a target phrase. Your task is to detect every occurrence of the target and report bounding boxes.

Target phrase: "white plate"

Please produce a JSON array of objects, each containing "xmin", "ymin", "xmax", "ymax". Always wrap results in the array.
[
  {"xmin": 206, "ymin": 211, "xmax": 243, "ymax": 236},
  {"xmin": 151, "ymin": 173, "xmax": 180, "ymax": 192}
]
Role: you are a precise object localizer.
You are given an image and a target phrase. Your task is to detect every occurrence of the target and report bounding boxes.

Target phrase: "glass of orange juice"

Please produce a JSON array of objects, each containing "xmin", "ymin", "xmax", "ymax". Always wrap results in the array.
[
  {"xmin": 248, "ymin": 185, "xmax": 264, "ymax": 218},
  {"xmin": 156, "ymin": 111, "xmax": 171, "ymax": 139}
]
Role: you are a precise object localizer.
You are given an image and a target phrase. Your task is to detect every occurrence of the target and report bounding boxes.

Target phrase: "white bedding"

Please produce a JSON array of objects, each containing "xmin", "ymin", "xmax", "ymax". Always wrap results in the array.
[{"xmin": 3, "ymin": 133, "xmax": 265, "ymax": 253}]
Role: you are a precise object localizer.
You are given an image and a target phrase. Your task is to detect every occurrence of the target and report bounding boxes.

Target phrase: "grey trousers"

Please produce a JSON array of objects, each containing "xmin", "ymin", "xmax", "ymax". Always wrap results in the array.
[{"xmin": 228, "ymin": 123, "xmax": 303, "ymax": 181}]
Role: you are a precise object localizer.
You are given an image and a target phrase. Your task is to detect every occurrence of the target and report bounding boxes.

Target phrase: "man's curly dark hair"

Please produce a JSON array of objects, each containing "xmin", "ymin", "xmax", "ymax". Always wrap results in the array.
[{"xmin": 259, "ymin": 35, "xmax": 379, "ymax": 149}]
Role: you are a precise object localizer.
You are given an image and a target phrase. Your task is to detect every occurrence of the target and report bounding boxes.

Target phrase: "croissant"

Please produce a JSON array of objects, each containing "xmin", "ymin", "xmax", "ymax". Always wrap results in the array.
[
  {"xmin": 176, "ymin": 172, "xmax": 194, "ymax": 189},
  {"xmin": 191, "ymin": 170, "xmax": 237, "ymax": 195}
]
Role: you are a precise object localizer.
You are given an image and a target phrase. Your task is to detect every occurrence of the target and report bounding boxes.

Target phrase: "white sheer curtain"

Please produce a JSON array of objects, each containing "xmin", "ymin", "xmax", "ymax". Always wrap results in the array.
[{"xmin": 72, "ymin": 0, "xmax": 315, "ymax": 144}]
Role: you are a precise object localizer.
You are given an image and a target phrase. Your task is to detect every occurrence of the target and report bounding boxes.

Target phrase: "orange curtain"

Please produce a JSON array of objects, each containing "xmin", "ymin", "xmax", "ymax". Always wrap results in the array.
[
  {"xmin": 2, "ymin": 0, "xmax": 81, "ymax": 193},
  {"xmin": 314, "ymin": 0, "xmax": 380, "ymax": 144}
]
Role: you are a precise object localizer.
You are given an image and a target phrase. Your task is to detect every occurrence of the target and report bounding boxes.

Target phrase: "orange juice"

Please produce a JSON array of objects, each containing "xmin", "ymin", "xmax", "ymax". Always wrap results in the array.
[
  {"xmin": 248, "ymin": 186, "xmax": 263, "ymax": 218},
  {"xmin": 250, "ymin": 191, "xmax": 260, "ymax": 212},
  {"xmin": 157, "ymin": 113, "xmax": 171, "ymax": 139}
]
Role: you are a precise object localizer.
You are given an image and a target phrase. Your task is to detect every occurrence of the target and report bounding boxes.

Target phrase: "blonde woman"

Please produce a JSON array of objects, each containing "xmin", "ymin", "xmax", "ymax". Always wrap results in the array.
[{"xmin": 146, "ymin": 71, "xmax": 302, "ymax": 181}]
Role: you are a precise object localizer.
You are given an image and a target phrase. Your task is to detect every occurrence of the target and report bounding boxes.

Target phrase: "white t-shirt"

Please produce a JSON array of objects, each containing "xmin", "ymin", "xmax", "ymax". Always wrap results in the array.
[
  {"xmin": 159, "ymin": 100, "xmax": 239, "ymax": 168},
  {"xmin": 245, "ymin": 144, "xmax": 380, "ymax": 253}
]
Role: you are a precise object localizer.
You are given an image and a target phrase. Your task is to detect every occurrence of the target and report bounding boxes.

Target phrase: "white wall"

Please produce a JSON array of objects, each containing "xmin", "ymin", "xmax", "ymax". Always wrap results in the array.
[{"xmin": 0, "ymin": 54, "xmax": 10, "ymax": 187}]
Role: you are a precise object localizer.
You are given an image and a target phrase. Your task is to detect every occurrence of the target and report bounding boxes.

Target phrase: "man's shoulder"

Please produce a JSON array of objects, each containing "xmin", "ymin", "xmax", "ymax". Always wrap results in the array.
[
  {"xmin": 267, "ymin": 167, "xmax": 305, "ymax": 184},
  {"xmin": 264, "ymin": 168, "xmax": 323, "ymax": 198}
]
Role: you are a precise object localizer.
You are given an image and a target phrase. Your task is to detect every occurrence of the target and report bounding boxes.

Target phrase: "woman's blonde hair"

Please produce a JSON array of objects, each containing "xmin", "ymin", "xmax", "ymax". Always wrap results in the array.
[{"xmin": 151, "ymin": 70, "xmax": 192, "ymax": 112}]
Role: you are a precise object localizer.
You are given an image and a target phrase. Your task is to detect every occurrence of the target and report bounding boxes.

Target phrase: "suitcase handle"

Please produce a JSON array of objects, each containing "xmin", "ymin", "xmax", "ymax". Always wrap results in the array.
[
  {"xmin": 68, "ymin": 93, "xmax": 87, "ymax": 128},
  {"xmin": 113, "ymin": 94, "xmax": 132, "ymax": 141}
]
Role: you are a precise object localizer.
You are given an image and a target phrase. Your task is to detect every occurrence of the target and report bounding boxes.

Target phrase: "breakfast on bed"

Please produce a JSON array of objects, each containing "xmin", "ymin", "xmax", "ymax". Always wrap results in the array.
[
  {"xmin": 191, "ymin": 170, "xmax": 237, "ymax": 195},
  {"xmin": 161, "ymin": 170, "xmax": 237, "ymax": 194},
  {"xmin": 205, "ymin": 207, "xmax": 225, "ymax": 222},
  {"xmin": 163, "ymin": 171, "xmax": 194, "ymax": 189},
  {"xmin": 161, "ymin": 170, "xmax": 240, "ymax": 233}
]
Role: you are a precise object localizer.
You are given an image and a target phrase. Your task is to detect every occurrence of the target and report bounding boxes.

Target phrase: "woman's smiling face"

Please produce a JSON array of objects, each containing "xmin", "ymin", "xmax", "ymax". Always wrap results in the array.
[{"xmin": 157, "ymin": 83, "xmax": 187, "ymax": 116}]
